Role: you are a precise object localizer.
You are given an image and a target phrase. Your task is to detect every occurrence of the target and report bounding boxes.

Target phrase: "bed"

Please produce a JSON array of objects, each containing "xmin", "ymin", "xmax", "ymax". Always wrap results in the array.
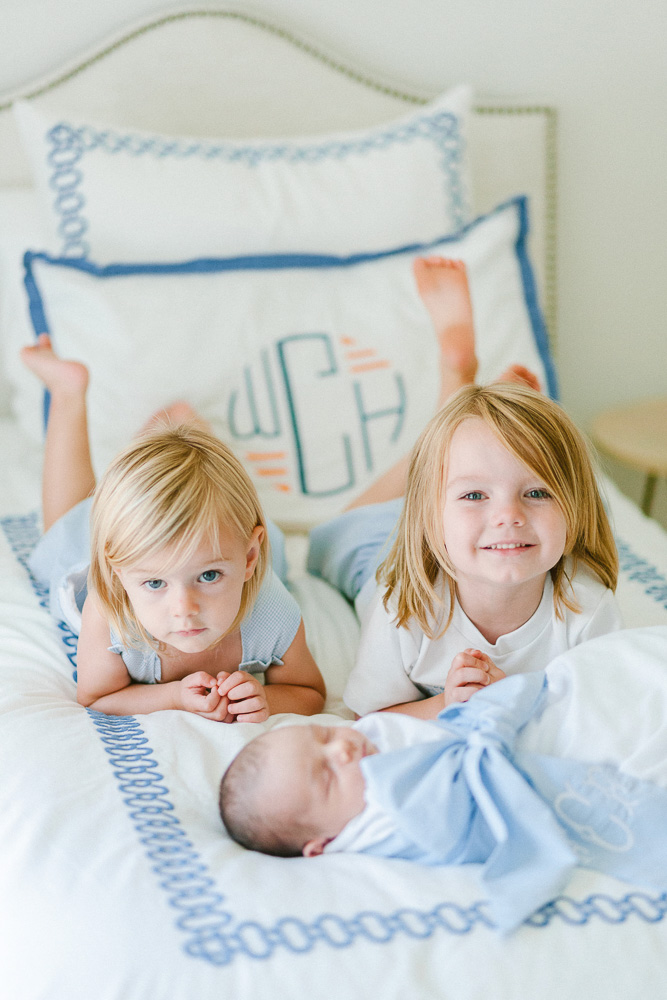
[{"xmin": 2, "ymin": 9, "xmax": 667, "ymax": 999}]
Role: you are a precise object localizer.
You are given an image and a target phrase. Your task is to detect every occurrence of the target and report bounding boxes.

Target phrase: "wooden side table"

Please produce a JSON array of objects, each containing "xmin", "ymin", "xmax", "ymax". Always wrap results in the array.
[{"xmin": 591, "ymin": 398, "xmax": 667, "ymax": 515}]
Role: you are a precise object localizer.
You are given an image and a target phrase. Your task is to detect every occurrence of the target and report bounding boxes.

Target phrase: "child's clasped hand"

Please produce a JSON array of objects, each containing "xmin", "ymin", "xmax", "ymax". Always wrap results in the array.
[
  {"xmin": 217, "ymin": 670, "xmax": 270, "ymax": 723},
  {"xmin": 179, "ymin": 670, "xmax": 270, "ymax": 723},
  {"xmin": 443, "ymin": 648, "xmax": 506, "ymax": 706}
]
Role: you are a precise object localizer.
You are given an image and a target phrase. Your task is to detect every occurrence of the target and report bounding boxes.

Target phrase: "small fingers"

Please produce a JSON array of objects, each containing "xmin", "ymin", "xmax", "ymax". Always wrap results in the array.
[
  {"xmin": 463, "ymin": 648, "xmax": 495, "ymax": 666},
  {"xmin": 188, "ymin": 670, "xmax": 218, "ymax": 689},
  {"xmin": 200, "ymin": 687, "xmax": 222, "ymax": 711},
  {"xmin": 449, "ymin": 665, "xmax": 491, "ymax": 688},
  {"xmin": 217, "ymin": 670, "xmax": 252, "ymax": 697},
  {"xmin": 183, "ymin": 686, "xmax": 221, "ymax": 714},
  {"xmin": 211, "ymin": 671, "xmax": 267, "ymax": 720},
  {"xmin": 227, "ymin": 695, "xmax": 267, "ymax": 716},
  {"xmin": 225, "ymin": 679, "xmax": 261, "ymax": 702},
  {"xmin": 453, "ymin": 650, "xmax": 485, "ymax": 668},
  {"xmin": 447, "ymin": 684, "xmax": 485, "ymax": 705},
  {"xmin": 198, "ymin": 710, "xmax": 235, "ymax": 723},
  {"xmin": 232, "ymin": 706, "xmax": 270, "ymax": 724},
  {"xmin": 202, "ymin": 704, "xmax": 235, "ymax": 723}
]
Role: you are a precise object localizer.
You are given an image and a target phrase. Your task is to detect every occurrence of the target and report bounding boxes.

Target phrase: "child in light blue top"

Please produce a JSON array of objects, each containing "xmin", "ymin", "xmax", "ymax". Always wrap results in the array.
[{"xmin": 22, "ymin": 335, "xmax": 325, "ymax": 722}]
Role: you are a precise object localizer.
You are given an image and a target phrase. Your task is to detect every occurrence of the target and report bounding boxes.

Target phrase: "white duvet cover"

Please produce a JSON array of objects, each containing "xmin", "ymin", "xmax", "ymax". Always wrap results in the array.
[{"xmin": 2, "ymin": 417, "xmax": 667, "ymax": 1000}]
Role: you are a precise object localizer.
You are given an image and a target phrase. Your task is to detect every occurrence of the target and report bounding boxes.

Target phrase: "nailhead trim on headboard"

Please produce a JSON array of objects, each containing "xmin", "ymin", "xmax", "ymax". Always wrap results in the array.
[{"xmin": 0, "ymin": 7, "xmax": 557, "ymax": 345}]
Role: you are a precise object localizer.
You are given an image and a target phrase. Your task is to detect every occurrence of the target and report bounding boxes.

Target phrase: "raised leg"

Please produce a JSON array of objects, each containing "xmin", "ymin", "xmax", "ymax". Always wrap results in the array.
[
  {"xmin": 413, "ymin": 257, "xmax": 478, "ymax": 407},
  {"xmin": 20, "ymin": 334, "xmax": 96, "ymax": 531},
  {"xmin": 346, "ymin": 258, "xmax": 478, "ymax": 509}
]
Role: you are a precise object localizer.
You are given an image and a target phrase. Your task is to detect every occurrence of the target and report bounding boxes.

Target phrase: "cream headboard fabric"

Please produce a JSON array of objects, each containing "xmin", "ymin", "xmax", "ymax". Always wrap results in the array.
[{"xmin": 0, "ymin": 8, "xmax": 556, "ymax": 341}]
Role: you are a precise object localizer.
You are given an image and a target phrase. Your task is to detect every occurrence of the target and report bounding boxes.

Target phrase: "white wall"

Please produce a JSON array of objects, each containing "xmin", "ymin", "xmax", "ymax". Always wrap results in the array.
[{"xmin": 3, "ymin": 0, "xmax": 667, "ymax": 523}]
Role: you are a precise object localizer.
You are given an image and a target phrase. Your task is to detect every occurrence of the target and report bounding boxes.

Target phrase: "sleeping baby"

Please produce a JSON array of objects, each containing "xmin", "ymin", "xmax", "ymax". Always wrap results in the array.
[{"xmin": 219, "ymin": 670, "xmax": 667, "ymax": 933}]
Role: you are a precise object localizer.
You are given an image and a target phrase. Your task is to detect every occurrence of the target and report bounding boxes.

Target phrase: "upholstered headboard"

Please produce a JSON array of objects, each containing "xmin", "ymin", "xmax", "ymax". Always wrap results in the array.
[{"xmin": 0, "ymin": 8, "xmax": 557, "ymax": 343}]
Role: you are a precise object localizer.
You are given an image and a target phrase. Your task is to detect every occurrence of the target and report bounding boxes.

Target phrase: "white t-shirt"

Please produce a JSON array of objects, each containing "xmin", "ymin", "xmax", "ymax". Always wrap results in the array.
[{"xmin": 344, "ymin": 566, "xmax": 623, "ymax": 716}]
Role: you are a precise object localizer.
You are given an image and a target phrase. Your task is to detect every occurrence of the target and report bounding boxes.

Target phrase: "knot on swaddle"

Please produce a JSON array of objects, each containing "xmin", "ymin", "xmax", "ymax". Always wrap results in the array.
[
  {"xmin": 361, "ymin": 671, "xmax": 667, "ymax": 933},
  {"xmin": 360, "ymin": 673, "xmax": 577, "ymax": 933}
]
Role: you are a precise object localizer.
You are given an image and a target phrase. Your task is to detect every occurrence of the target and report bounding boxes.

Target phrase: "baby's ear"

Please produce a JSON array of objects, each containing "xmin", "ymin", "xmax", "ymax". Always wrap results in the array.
[{"xmin": 302, "ymin": 837, "xmax": 331, "ymax": 858}]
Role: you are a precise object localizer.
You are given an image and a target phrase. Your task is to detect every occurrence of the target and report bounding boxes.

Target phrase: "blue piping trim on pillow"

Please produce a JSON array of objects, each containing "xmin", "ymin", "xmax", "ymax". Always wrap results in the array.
[
  {"xmin": 513, "ymin": 197, "xmax": 559, "ymax": 399},
  {"xmin": 23, "ymin": 197, "xmax": 557, "ymax": 408},
  {"xmin": 2, "ymin": 512, "xmax": 667, "ymax": 965},
  {"xmin": 45, "ymin": 111, "xmax": 468, "ymax": 258},
  {"xmin": 23, "ymin": 258, "xmax": 53, "ymax": 425}
]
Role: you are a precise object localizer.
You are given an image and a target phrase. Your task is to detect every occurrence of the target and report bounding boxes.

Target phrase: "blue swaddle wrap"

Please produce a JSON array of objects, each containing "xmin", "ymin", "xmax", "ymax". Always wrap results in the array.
[{"xmin": 359, "ymin": 672, "xmax": 667, "ymax": 933}]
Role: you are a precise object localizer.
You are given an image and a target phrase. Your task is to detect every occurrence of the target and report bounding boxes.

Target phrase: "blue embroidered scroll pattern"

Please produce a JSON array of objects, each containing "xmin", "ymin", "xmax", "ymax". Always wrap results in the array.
[
  {"xmin": 45, "ymin": 123, "xmax": 89, "ymax": 257},
  {"xmin": 230, "ymin": 333, "xmax": 406, "ymax": 497},
  {"xmin": 45, "ymin": 111, "xmax": 466, "ymax": 259},
  {"xmin": 0, "ymin": 512, "xmax": 78, "ymax": 675},
  {"xmin": 617, "ymin": 539, "xmax": 667, "ymax": 609},
  {"xmin": 3, "ymin": 513, "xmax": 667, "ymax": 965}
]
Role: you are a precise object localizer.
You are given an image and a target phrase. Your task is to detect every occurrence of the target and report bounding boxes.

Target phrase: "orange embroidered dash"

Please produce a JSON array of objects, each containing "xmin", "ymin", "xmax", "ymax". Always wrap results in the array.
[
  {"xmin": 345, "ymin": 348, "xmax": 377, "ymax": 360},
  {"xmin": 349, "ymin": 360, "xmax": 391, "ymax": 373},
  {"xmin": 245, "ymin": 451, "xmax": 287, "ymax": 461}
]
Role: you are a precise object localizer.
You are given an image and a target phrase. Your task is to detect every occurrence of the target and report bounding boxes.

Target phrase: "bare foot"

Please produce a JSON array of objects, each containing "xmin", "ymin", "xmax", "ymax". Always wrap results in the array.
[
  {"xmin": 20, "ymin": 334, "xmax": 88, "ymax": 396},
  {"xmin": 496, "ymin": 364, "xmax": 541, "ymax": 392},
  {"xmin": 413, "ymin": 257, "xmax": 478, "ymax": 405},
  {"xmin": 140, "ymin": 401, "xmax": 212, "ymax": 435}
]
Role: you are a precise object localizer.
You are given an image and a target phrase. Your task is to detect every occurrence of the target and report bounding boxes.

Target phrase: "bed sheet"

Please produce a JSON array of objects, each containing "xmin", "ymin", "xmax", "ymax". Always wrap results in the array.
[{"xmin": 2, "ymin": 416, "xmax": 667, "ymax": 1000}]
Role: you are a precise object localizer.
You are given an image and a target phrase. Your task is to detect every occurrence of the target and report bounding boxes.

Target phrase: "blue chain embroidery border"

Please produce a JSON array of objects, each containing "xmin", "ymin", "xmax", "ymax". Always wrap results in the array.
[
  {"xmin": 2, "ymin": 511, "xmax": 667, "ymax": 966},
  {"xmin": 45, "ymin": 110, "xmax": 467, "ymax": 258}
]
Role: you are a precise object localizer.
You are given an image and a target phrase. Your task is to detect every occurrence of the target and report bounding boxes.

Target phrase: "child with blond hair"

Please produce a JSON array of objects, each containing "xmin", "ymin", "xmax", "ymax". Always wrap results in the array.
[
  {"xmin": 308, "ymin": 259, "xmax": 621, "ymax": 717},
  {"xmin": 22, "ymin": 336, "xmax": 325, "ymax": 721}
]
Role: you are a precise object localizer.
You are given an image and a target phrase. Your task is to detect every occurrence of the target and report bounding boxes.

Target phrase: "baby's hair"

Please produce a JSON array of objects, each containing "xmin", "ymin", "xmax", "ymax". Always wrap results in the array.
[
  {"xmin": 219, "ymin": 732, "xmax": 304, "ymax": 858},
  {"xmin": 89, "ymin": 421, "xmax": 269, "ymax": 649},
  {"xmin": 381, "ymin": 382, "xmax": 618, "ymax": 637}
]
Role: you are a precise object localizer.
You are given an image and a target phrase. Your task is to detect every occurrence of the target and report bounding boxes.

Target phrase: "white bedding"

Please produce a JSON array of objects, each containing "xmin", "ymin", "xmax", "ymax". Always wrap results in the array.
[
  {"xmin": 1, "ymin": 13, "xmax": 667, "ymax": 998},
  {"xmin": 2, "ymin": 416, "xmax": 667, "ymax": 1000}
]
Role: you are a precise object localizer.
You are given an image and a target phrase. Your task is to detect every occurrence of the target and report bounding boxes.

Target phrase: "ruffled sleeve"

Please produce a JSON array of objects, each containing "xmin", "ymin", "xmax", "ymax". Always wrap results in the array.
[{"xmin": 238, "ymin": 570, "xmax": 301, "ymax": 672}]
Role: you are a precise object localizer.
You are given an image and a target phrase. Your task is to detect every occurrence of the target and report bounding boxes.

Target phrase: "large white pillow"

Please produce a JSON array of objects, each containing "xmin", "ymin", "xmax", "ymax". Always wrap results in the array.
[
  {"xmin": 13, "ymin": 87, "xmax": 472, "ymax": 262},
  {"xmin": 15, "ymin": 197, "xmax": 556, "ymax": 530},
  {"xmin": 0, "ymin": 187, "xmax": 58, "ymax": 421}
]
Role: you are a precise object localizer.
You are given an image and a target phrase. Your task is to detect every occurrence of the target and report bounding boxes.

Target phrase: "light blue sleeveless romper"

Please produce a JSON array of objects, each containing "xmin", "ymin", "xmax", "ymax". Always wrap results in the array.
[{"xmin": 29, "ymin": 497, "xmax": 300, "ymax": 681}]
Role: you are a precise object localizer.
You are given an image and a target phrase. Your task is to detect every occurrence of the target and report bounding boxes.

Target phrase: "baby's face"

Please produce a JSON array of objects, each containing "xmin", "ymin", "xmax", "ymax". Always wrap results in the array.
[{"xmin": 260, "ymin": 724, "xmax": 378, "ymax": 857}]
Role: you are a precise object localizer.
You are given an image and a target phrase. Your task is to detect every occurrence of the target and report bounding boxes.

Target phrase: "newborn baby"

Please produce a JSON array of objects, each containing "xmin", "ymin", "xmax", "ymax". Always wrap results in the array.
[
  {"xmin": 220, "ymin": 672, "xmax": 667, "ymax": 933},
  {"xmin": 220, "ymin": 709, "xmax": 440, "ymax": 857}
]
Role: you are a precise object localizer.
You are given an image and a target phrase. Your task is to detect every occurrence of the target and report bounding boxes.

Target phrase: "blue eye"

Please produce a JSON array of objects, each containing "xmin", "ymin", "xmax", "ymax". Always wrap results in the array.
[
  {"xmin": 462, "ymin": 491, "xmax": 485, "ymax": 501},
  {"xmin": 526, "ymin": 489, "xmax": 551, "ymax": 499},
  {"xmin": 144, "ymin": 579, "xmax": 165, "ymax": 591},
  {"xmin": 199, "ymin": 570, "xmax": 221, "ymax": 583}
]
